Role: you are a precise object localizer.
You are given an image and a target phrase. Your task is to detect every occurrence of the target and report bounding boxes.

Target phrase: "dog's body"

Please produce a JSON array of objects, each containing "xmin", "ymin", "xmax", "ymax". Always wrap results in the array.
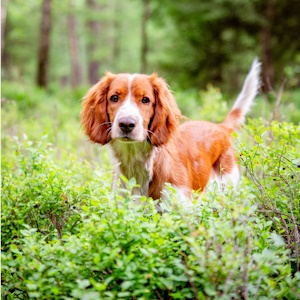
[{"xmin": 81, "ymin": 59, "xmax": 260, "ymax": 203}]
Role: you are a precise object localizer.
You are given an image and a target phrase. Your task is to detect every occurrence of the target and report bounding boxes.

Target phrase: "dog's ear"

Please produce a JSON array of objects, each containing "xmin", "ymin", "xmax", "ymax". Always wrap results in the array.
[
  {"xmin": 81, "ymin": 72, "xmax": 114, "ymax": 145},
  {"xmin": 149, "ymin": 73, "xmax": 182, "ymax": 146}
]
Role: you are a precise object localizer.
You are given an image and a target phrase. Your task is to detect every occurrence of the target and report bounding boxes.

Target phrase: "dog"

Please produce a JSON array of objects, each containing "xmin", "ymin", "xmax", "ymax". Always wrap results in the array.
[{"xmin": 81, "ymin": 59, "xmax": 260, "ymax": 205}]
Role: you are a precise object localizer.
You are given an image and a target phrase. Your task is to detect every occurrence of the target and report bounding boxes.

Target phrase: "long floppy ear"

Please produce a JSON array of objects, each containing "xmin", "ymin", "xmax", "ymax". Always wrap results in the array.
[
  {"xmin": 80, "ymin": 73, "xmax": 114, "ymax": 145},
  {"xmin": 149, "ymin": 73, "xmax": 182, "ymax": 146}
]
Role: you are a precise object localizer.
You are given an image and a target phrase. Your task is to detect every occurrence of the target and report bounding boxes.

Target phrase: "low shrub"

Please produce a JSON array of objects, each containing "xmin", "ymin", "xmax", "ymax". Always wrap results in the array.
[
  {"xmin": 174, "ymin": 85, "xmax": 228, "ymax": 122},
  {"xmin": 2, "ymin": 137, "xmax": 300, "ymax": 299},
  {"xmin": 237, "ymin": 119, "xmax": 300, "ymax": 272},
  {"xmin": 1, "ymin": 136, "xmax": 112, "ymax": 250},
  {"xmin": 2, "ymin": 83, "xmax": 300, "ymax": 299}
]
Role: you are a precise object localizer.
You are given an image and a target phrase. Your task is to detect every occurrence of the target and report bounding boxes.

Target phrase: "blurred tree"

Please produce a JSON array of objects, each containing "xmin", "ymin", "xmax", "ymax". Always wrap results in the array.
[
  {"xmin": 2, "ymin": 0, "xmax": 42, "ymax": 81},
  {"xmin": 141, "ymin": 0, "xmax": 150, "ymax": 73},
  {"xmin": 152, "ymin": 0, "xmax": 300, "ymax": 91},
  {"xmin": 259, "ymin": 0, "xmax": 275, "ymax": 91},
  {"xmin": 112, "ymin": 0, "xmax": 121, "ymax": 70},
  {"xmin": 37, "ymin": 0, "xmax": 52, "ymax": 88},
  {"xmin": 86, "ymin": 0, "xmax": 102, "ymax": 84},
  {"xmin": 1, "ymin": 0, "xmax": 8, "ymax": 62},
  {"xmin": 2, "ymin": 0, "xmax": 299, "ymax": 91},
  {"xmin": 260, "ymin": 0, "xmax": 300, "ymax": 89},
  {"xmin": 68, "ymin": 0, "xmax": 82, "ymax": 88},
  {"xmin": 151, "ymin": 0, "xmax": 255, "ymax": 88}
]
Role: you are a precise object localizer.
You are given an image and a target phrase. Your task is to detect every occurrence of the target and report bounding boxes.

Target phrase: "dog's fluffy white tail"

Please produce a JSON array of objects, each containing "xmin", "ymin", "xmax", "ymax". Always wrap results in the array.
[{"xmin": 223, "ymin": 58, "xmax": 261, "ymax": 130}]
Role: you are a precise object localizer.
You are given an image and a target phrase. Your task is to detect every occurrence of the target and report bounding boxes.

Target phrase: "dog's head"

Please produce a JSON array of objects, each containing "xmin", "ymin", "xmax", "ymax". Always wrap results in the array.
[{"xmin": 81, "ymin": 73, "xmax": 182, "ymax": 146}]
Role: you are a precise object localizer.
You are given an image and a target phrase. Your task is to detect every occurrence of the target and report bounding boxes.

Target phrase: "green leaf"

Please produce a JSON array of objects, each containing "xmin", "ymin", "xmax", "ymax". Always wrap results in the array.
[
  {"xmin": 27, "ymin": 283, "xmax": 37, "ymax": 290},
  {"xmin": 264, "ymin": 221, "xmax": 272, "ymax": 227},
  {"xmin": 140, "ymin": 248, "xmax": 149, "ymax": 257},
  {"xmin": 121, "ymin": 281, "xmax": 133, "ymax": 290},
  {"xmin": 81, "ymin": 205, "xmax": 89, "ymax": 212},
  {"xmin": 254, "ymin": 135, "xmax": 263, "ymax": 143},
  {"xmin": 10, "ymin": 244, "xmax": 18, "ymax": 253},
  {"xmin": 270, "ymin": 233, "xmax": 285, "ymax": 247},
  {"xmin": 204, "ymin": 285, "xmax": 217, "ymax": 296},
  {"xmin": 91, "ymin": 200, "xmax": 98, "ymax": 206},
  {"xmin": 117, "ymin": 292, "xmax": 131, "ymax": 297},
  {"xmin": 77, "ymin": 279, "xmax": 90, "ymax": 289}
]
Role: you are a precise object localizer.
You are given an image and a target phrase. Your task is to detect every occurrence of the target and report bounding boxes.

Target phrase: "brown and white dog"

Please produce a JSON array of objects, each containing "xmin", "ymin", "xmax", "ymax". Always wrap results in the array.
[{"xmin": 81, "ymin": 59, "xmax": 260, "ymax": 206}]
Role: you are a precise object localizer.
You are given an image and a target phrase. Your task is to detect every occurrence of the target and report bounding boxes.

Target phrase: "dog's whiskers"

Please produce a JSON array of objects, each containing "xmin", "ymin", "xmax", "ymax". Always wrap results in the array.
[
  {"xmin": 147, "ymin": 130, "xmax": 159, "ymax": 143},
  {"xmin": 97, "ymin": 121, "xmax": 113, "ymax": 129},
  {"xmin": 106, "ymin": 128, "xmax": 112, "ymax": 142}
]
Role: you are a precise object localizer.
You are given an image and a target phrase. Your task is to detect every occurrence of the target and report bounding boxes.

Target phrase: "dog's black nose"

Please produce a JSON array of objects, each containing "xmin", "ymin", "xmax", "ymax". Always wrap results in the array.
[{"xmin": 119, "ymin": 118, "xmax": 136, "ymax": 134}]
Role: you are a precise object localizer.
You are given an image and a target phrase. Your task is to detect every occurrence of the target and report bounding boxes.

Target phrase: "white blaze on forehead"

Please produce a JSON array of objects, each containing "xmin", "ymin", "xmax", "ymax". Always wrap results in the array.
[{"xmin": 126, "ymin": 74, "xmax": 137, "ymax": 101}]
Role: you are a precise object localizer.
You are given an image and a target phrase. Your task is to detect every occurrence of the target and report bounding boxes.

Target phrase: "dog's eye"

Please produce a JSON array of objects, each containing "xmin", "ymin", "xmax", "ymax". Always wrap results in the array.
[
  {"xmin": 110, "ymin": 95, "xmax": 119, "ymax": 102},
  {"xmin": 142, "ymin": 97, "xmax": 150, "ymax": 104}
]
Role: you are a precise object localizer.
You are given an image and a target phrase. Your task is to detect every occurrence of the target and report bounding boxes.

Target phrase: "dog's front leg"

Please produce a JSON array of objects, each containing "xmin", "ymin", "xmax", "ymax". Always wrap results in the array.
[{"xmin": 111, "ymin": 167, "xmax": 120, "ymax": 192}]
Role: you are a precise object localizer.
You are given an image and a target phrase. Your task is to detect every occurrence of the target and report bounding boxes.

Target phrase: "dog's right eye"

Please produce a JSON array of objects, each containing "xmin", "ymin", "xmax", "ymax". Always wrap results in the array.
[{"xmin": 110, "ymin": 95, "xmax": 119, "ymax": 102}]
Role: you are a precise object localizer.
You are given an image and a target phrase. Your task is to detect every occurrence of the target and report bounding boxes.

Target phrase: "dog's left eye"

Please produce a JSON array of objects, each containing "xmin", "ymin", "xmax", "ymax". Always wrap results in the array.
[
  {"xmin": 142, "ymin": 97, "xmax": 150, "ymax": 104},
  {"xmin": 110, "ymin": 95, "xmax": 119, "ymax": 102}
]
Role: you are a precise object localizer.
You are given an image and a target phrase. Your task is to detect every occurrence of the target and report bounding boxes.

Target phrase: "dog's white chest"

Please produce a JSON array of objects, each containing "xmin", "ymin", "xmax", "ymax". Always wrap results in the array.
[{"xmin": 109, "ymin": 140, "xmax": 156, "ymax": 196}]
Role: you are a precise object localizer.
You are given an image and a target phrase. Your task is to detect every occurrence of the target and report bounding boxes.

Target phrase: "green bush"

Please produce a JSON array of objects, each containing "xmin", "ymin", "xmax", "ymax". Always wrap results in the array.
[
  {"xmin": 1, "ymin": 81, "xmax": 109, "ymax": 166},
  {"xmin": 1, "ymin": 136, "xmax": 112, "ymax": 249},
  {"xmin": 236, "ymin": 119, "xmax": 300, "ymax": 272},
  {"xmin": 174, "ymin": 85, "xmax": 228, "ymax": 122},
  {"xmin": 2, "ymin": 137, "xmax": 300, "ymax": 299},
  {"xmin": 1, "ymin": 83, "xmax": 300, "ymax": 299}
]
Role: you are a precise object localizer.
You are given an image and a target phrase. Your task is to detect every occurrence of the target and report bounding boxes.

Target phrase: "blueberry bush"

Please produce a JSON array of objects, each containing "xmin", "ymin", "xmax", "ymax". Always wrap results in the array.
[{"xmin": 1, "ymin": 82, "xmax": 300, "ymax": 299}]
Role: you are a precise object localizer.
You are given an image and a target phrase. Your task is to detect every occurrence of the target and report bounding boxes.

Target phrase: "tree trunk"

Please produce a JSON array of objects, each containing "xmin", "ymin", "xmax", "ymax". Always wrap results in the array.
[
  {"xmin": 1, "ymin": 0, "xmax": 7, "ymax": 59},
  {"xmin": 1, "ymin": 0, "xmax": 10, "ymax": 76},
  {"xmin": 36, "ymin": 0, "xmax": 52, "ymax": 88},
  {"xmin": 87, "ymin": 0, "xmax": 101, "ymax": 84},
  {"xmin": 68, "ymin": 1, "xmax": 81, "ymax": 88},
  {"xmin": 112, "ymin": 1, "xmax": 121, "ymax": 69},
  {"xmin": 141, "ymin": 0, "xmax": 150, "ymax": 74},
  {"xmin": 260, "ymin": 0, "xmax": 275, "ymax": 91}
]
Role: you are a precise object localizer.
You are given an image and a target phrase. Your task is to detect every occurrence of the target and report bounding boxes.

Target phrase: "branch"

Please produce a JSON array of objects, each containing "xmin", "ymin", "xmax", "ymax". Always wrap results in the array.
[{"xmin": 273, "ymin": 79, "xmax": 287, "ymax": 121}]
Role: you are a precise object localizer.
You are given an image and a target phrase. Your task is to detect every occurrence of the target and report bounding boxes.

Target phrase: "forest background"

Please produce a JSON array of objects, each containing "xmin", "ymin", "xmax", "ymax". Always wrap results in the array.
[
  {"xmin": 1, "ymin": 0, "xmax": 300, "ymax": 299},
  {"xmin": 2, "ymin": 0, "xmax": 300, "ymax": 95}
]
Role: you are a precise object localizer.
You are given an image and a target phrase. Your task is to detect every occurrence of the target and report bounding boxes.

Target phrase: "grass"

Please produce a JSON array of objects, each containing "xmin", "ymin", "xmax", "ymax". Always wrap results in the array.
[{"xmin": 1, "ymin": 81, "xmax": 300, "ymax": 299}]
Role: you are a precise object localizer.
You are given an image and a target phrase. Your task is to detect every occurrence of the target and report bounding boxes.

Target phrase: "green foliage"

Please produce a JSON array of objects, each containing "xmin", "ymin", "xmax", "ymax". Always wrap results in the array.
[
  {"xmin": 1, "ymin": 81, "xmax": 109, "ymax": 166},
  {"xmin": 2, "ymin": 138, "xmax": 300, "ymax": 299},
  {"xmin": 2, "ymin": 0, "xmax": 143, "ymax": 85},
  {"xmin": 152, "ymin": 0, "xmax": 300, "ymax": 90},
  {"xmin": 1, "ymin": 136, "xmax": 105, "ymax": 249},
  {"xmin": 1, "ymin": 84, "xmax": 300, "ymax": 299},
  {"xmin": 175, "ymin": 84, "xmax": 300, "ymax": 123},
  {"xmin": 3, "ymin": 0, "xmax": 300, "ymax": 93},
  {"xmin": 236, "ymin": 119, "xmax": 300, "ymax": 272},
  {"xmin": 197, "ymin": 85, "xmax": 229, "ymax": 122},
  {"xmin": 175, "ymin": 85, "xmax": 228, "ymax": 122}
]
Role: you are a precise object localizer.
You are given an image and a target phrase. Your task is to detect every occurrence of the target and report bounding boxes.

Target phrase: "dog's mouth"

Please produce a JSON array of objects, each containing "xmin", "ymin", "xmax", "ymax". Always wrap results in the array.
[{"xmin": 118, "ymin": 136, "xmax": 137, "ymax": 143}]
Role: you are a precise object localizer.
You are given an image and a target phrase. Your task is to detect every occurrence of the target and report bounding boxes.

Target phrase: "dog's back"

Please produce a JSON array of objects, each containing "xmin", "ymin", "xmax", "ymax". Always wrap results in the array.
[{"xmin": 149, "ymin": 59, "xmax": 261, "ymax": 198}]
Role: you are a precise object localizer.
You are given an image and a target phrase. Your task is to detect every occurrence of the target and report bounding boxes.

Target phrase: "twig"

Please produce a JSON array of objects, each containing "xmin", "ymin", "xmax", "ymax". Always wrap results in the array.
[
  {"xmin": 273, "ymin": 79, "xmax": 287, "ymax": 121},
  {"xmin": 241, "ymin": 234, "xmax": 251, "ymax": 299},
  {"xmin": 183, "ymin": 255, "xmax": 199, "ymax": 300},
  {"xmin": 259, "ymin": 86, "xmax": 268, "ymax": 120},
  {"xmin": 254, "ymin": 276, "xmax": 262, "ymax": 300},
  {"xmin": 222, "ymin": 267, "xmax": 235, "ymax": 296},
  {"xmin": 154, "ymin": 289, "xmax": 163, "ymax": 300},
  {"xmin": 280, "ymin": 175, "xmax": 299, "ymax": 271}
]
